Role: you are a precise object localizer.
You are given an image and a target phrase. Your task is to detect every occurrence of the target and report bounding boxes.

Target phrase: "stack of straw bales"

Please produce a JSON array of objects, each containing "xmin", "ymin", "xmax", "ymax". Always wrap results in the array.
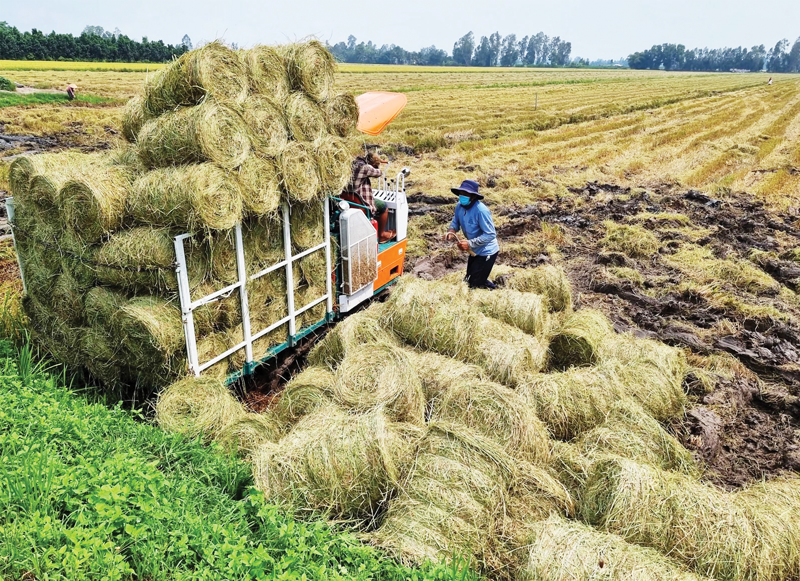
[{"xmin": 11, "ymin": 40, "xmax": 357, "ymax": 394}]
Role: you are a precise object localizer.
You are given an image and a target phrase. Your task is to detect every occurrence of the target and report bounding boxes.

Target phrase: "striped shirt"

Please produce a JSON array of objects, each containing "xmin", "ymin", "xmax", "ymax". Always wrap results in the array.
[{"xmin": 343, "ymin": 157, "xmax": 382, "ymax": 213}]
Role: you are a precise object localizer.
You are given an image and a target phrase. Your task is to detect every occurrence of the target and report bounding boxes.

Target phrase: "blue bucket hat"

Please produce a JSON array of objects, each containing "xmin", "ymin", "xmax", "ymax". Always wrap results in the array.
[{"xmin": 451, "ymin": 179, "xmax": 483, "ymax": 199}]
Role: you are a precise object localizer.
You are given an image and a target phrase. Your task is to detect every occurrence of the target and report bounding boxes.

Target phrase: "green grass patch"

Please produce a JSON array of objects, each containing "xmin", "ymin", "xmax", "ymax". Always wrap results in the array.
[
  {"xmin": 0, "ymin": 340, "xmax": 479, "ymax": 581},
  {"xmin": 0, "ymin": 92, "xmax": 116, "ymax": 108},
  {"xmin": 0, "ymin": 76, "xmax": 15, "ymax": 91}
]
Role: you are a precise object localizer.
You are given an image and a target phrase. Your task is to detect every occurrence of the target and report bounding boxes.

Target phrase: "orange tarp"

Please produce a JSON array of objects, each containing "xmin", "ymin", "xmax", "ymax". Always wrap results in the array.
[{"xmin": 356, "ymin": 91, "xmax": 407, "ymax": 136}]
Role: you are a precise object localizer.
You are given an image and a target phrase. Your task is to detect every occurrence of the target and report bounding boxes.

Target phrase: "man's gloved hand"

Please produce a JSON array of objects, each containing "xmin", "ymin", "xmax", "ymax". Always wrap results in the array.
[{"xmin": 457, "ymin": 240, "xmax": 470, "ymax": 251}]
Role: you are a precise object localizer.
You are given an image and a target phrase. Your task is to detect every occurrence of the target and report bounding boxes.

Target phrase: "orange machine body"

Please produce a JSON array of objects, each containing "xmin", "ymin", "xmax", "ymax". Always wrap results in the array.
[{"xmin": 375, "ymin": 239, "xmax": 407, "ymax": 290}]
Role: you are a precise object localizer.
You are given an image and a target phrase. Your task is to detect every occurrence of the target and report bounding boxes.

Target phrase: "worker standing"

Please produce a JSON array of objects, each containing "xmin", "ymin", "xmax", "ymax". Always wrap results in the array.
[
  {"xmin": 343, "ymin": 152, "xmax": 395, "ymax": 243},
  {"xmin": 445, "ymin": 179, "xmax": 499, "ymax": 289}
]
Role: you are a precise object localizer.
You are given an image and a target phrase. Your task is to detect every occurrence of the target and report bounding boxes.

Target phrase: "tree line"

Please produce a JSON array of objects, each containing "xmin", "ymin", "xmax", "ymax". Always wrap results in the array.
[
  {"xmin": 628, "ymin": 38, "xmax": 800, "ymax": 72},
  {"xmin": 0, "ymin": 22, "xmax": 189, "ymax": 62},
  {"xmin": 328, "ymin": 31, "xmax": 575, "ymax": 67}
]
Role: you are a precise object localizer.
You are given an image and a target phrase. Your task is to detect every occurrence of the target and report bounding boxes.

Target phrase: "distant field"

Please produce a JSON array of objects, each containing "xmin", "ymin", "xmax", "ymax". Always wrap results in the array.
[{"xmin": 0, "ymin": 59, "xmax": 166, "ymax": 72}]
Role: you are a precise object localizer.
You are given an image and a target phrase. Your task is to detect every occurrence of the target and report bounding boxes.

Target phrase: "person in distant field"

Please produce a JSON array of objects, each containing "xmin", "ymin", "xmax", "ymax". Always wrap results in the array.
[
  {"xmin": 445, "ymin": 179, "xmax": 499, "ymax": 289},
  {"xmin": 768, "ymin": 77, "xmax": 773, "ymax": 85},
  {"xmin": 343, "ymin": 151, "xmax": 395, "ymax": 243},
  {"xmin": 66, "ymin": 84, "xmax": 76, "ymax": 100}
]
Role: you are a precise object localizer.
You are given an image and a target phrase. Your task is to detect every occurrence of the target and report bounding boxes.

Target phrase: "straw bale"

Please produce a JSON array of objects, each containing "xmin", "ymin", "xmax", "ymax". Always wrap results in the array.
[
  {"xmin": 137, "ymin": 99, "xmax": 251, "ymax": 170},
  {"xmin": 238, "ymin": 154, "xmax": 282, "ymax": 216},
  {"xmin": 241, "ymin": 45, "xmax": 290, "ymax": 97},
  {"xmin": 143, "ymin": 41, "xmax": 248, "ymax": 115},
  {"xmin": 121, "ymin": 94, "xmax": 153, "ymax": 142},
  {"xmin": 518, "ymin": 517, "xmax": 710, "ymax": 581},
  {"xmin": 289, "ymin": 200, "xmax": 325, "ymax": 250},
  {"xmin": 575, "ymin": 400, "xmax": 698, "ymax": 475},
  {"xmin": 516, "ymin": 362, "xmax": 630, "ymax": 440},
  {"xmin": 8, "ymin": 156, "xmax": 36, "ymax": 197},
  {"xmin": 333, "ymin": 342, "xmax": 426, "ymax": 425},
  {"xmin": 372, "ymin": 422, "xmax": 515, "ymax": 567},
  {"xmin": 19, "ymin": 250, "xmax": 61, "ymax": 298},
  {"xmin": 273, "ymin": 366, "xmax": 335, "ymax": 429},
  {"xmin": 401, "ymin": 348, "xmax": 485, "ymax": 404},
  {"xmin": 469, "ymin": 287, "xmax": 550, "ymax": 339},
  {"xmin": 217, "ymin": 411, "xmax": 281, "ymax": 456},
  {"xmin": 23, "ymin": 294, "xmax": 86, "ymax": 368},
  {"xmin": 50, "ymin": 270, "xmax": 87, "ymax": 325},
  {"xmin": 498, "ymin": 264, "xmax": 573, "ymax": 312},
  {"xmin": 431, "ymin": 379, "xmax": 551, "ymax": 463},
  {"xmin": 323, "ymin": 92, "xmax": 359, "ymax": 137},
  {"xmin": 209, "ymin": 218, "xmax": 284, "ymax": 284},
  {"xmin": 57, "ymin": 231, "xmax": 98, "ymax": 288},
  {"xmin": 549, "ymin": 308, "xmax": 614, "ymax": 369},
  {"xmin": 156, "ymin": 376, "xmax": 246, "ymax": 440},
  {"xmin": 278, "ymin": 141, "xmax": 322, "ymax": 203},
  {"xmin": 283, "ymin": 91, "xmax": 326, "ymax": 142},
  {"xmin": 547, "ymin": 440, "xmax": 596, "ymax": 500},
  {"xmin": 240, "ymin": 96, "xmax": 289, "ymax": 157},
  {"xmin": 59, "ymin": 163, "xmax": 133, "ymax": 242},
  {"xmin": 84, "ymin": 286, "xmax": 129, "ymax": 328},
  {"xmin": 313, "ymin": 135, "xmax": 351, "ymax": 195},
  {"xmin": 129, "ymin": 163, "xmax": 244, "ymax": 231},
  {"xmin": 196, "ymin": 331, "xmax": 230, "ymax": 380},
  {"xmin": 95, "ymin": 227, "xmax": 209, "ymax": 292},
  {"xmin": 383, "ymin": 277, "xmax": 547, "ymax": 386},
  {"xmin": 279, "ymin": 40, "xmax": 336, "ymax": 101},
  {"xmin": 252, "ymin": 406, "xmax": 413, "ymax": 522},
  {"xmin": 307, "ymin": 302, "xmax": 393, "ymax": 370},
  {"xmin": 224, "ymin": 319, "xmax": 287, "ymax": 372},
  {"xmin": 82, "ymin": 325, "xmax": 128, "ymax": 388},
  {"xmin": 580, "ymin": 456, "xmax": 757, "ymax": 581},
  {"xmin": 113, "ymin": 296, "xmax": 187, "ymax": 366},
  {"xmin": 735, "ymin": 477, "xmax": 800, "ymax": 581}
]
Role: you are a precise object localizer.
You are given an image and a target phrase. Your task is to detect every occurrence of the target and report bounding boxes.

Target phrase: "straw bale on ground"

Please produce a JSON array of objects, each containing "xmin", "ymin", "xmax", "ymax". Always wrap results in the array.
[
  {"xmin": 518, "ymin": 517, "xmax": 711, "ymax": 581},
  {"xmin": 401, "ymin": 348, "xmax": 485, "ymax": 404},
  {"xmin": 372, "ymin": 422, "xmax": 515, "ymax": 567},
  {"xmin": 273, "ymin": 366, "xmax": 335, "ymax": 429},
  {"xmin": 253, "ymin": 407, "xmax": 415, "ymax": 522},
  {"xmin": 469, "ymin": 286, "xmax": 550, "ymax": 338},
  {"xmin": 383, "ymin": 277, "xmax": 547, "ymax": 386},
  {"xmin": 580, "ymin": 456, "xmax": 757, "ymax": 581},
  {"xmin": 143, "ymin": 41, "xmax": 248, "ymax": 115},
  {"xmin": 497, "ymin": 264, "xmax": 573, "ymax": 311},
  {"xmin": 333, "ymin": 342, "xmax": 425, "ymax": 425},
  {"xmin": 217, "ymin": 411, "xmax": 282, "ymax": 456},
  {"xmin": 129, "ymin": 163, "xmax": 244, "ymax": 231},
  {"xmin": 430, "ymin": 379, "xmax": 551, "ymax": 463},
  {"xmin": 136, "ymin": 99, "xmax": 251, "ymax": 170},
  {"xmin": 549, "ymin": 308, "xmax": 614, "ymax": 369},
  {"xmin": 156, "ymin": 376, "xmax": 246, "ymax": 440}
]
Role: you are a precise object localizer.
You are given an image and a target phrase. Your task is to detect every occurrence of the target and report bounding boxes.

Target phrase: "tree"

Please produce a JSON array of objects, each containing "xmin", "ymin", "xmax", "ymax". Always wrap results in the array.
[
  {"xmin": 500, "ymin": 33, "xmax": 519, "ymax": 66},
  {"xmin": 473, "ymin": 35, "xmax": 493, "ymax": 67},
  {"xmin": 518, "ymin": 35, "xmax": 529, "ymax": 64},
  {"xmin": 488, "ymin": 32, "xmax": 501, "ymax": 66},
  {"xmin": 787, "ymin": 37, "xmax": 800, "ymax": 73},
  {"xmin": 452, "ymin": 31, "xmax": 474, "ymax": 66},
  {"xmin": 82, "ymin": 25, "xmax": 105, "ymax": 37},
  {"xmin": 181, "ymin": 34, "xmax": 192, "ymax": 50},
  {"xmin": 768, "ymin": 39, "xmax": 788, "ymax": 72}
]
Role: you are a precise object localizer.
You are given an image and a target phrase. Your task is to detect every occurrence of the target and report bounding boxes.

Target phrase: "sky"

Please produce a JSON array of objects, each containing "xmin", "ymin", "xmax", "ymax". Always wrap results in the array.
[{"xmin": 4, "ymin": 0, "xmax": 800, "ymax": 60}]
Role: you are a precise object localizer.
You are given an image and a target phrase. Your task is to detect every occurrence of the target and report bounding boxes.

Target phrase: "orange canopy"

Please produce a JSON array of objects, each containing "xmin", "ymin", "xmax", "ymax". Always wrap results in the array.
[{"xmin": 356, "ymin": 91, "xmax": 407, "ymax": 136}]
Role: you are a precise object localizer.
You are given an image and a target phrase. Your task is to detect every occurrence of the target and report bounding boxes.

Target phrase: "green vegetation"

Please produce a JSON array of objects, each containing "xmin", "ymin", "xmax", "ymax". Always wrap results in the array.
[
  {"xmin": 0, "ymin": 92, "xmax": 115, "ymax": 108},
  {"xmin": 0, "ymin": 340, "xmax": 478, "ymax": 581},
  {"xmin": 0, "ymin": 75, "xmax": 14, "ymax": 91}
]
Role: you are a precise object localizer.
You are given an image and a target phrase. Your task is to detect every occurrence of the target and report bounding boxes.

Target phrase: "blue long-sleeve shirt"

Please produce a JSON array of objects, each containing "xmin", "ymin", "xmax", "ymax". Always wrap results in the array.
[{"xmin": 449, "ymin": 201, "xmax": 499, "ymax": 257}]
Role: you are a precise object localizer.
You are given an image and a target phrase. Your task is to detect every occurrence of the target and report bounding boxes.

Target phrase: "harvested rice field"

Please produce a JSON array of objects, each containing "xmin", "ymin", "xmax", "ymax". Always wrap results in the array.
[{"xmin": 1, "ymin": 50, "xmax": 799, "ymax": 581}]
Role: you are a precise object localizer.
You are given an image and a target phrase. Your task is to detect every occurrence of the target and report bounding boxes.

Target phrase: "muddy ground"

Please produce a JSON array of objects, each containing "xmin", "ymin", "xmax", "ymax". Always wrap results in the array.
[
  {"xmin": 0, "ymin": 123, "xmax": 113, "ymax": 159},
  {"xmin": 406, "ymin": 183, "xmax": 800, "ymax": 488}
]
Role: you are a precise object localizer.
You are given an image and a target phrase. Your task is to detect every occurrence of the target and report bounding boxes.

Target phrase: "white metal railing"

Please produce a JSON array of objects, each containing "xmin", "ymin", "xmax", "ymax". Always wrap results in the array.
[{"xmin": 175, "ymin": 200, "xmax": 333, "ymax": 377}]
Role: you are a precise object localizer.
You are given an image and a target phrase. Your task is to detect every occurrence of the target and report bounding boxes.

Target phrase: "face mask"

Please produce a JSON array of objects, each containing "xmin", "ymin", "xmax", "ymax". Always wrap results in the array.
[{"xmin": 459, "ymin": 195, "xmax": 472, "ymax": 206}]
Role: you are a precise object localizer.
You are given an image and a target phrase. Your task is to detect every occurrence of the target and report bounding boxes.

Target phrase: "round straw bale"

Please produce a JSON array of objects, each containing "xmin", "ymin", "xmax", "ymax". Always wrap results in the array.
[
  {"xmin": 518, "ymin": 517, "xmax": 710, "ymax": 581},
  {"xmin": 576, "ymin": 400, "xmax": 698, "ymax": 475},
  {"xmin": 23, "ymin": 294, "xmax": 85, "ymax": 369},
  {"xmin": 549, "ymin": 308, "xmax": 614, "ymax": 369},
  {"xmin": 20, "ymin": 251, "xmax": 62, "ymax": 298},
  {"xmin": 284, "ymin": 91, "xmax": 326, "ymax": 141},
  {"xmin": 279, "ymin": 40, "xmax": 336, "ymax": 101},
  {"xmin": 121, "ymin": 94, "xmax": 154, "ymax": 142},
  {"xmin": 95, "ymin": 227, "xmax": 209, "ymax": 293},
  {"xmin": 84, "ymin": 286, "xmax": 129, "ymax": 328},
  {"xmin": 273, "ymin": 366, "xmax": 335, "ymax": 429},
  {"xmin": 196, "ymin": 331, "xmax": 230, "ymax": 381},
  {"xmin": 278, "ymin": 141, "xmax": 322, "ymax": 203},
  {"xmin": 289, "ymin": 200, "xmax": 325, "ymax": 252},
  {"xmin": 8, "ymin": 156, "xmax": 36, "ymax": 197},
  {"xmin": 156, "ymin": 376, "xmax": 246, "ymax": 440},
  {"xmin": 24, "ymin": 152, "xmax": 104, "ymax": 215},
  {"xmin": 580, "ymin": 456, "xmax": 757, "ymax": 581},
  {"xmin": 516, "ymin": 362, "xmax": 630, "ymax": 440},
  {"xmin": 58, "ymin": 235, "xmax": 98, "ymax": 289},
  {"xmin": 209, "ymin": 218, "xmax": 284, "ymax": 283},
  {"xmin": 307, "ymin": 302, "xmax": 392, "ymax": 370},
  {"xmin": 237, "ymin": 155, "xmax": 282, "ymax": 216},
  {"xmin": 313, "ymin": 134, "xmax": 351, "ymax": 195},
  {"xmin": 113, "ymin": 296, "xmax": 187, "ymax": 365},
  {"xmin": 223, "ymin": 322, "xmax": 286, "ymax": 373},
  {"xmin": 431, "ymin": 380, "xmax": 551, "ymax": 464},
  {"xmin": 143, "ymin": 41, "xmax": 248, "ymax": 115},
  {"xmin": 735, "ymin": 477, "xmax": 800, "ymax": 581},
  {"xmin": 82, "ymin": 325, "xmax": 127, "ymax": 388},
  {"xmin": 50, "ymin": 271, "xmax": 87, "ymax": 325},
  {"xmin": 547, "ymin": 440, "xmax": 595, "ymax": 500},
  {"xmin": 129, "ymin": 163, "xmax": 244, "ymax": 231},
  {"xmin": 252, "ymin": 406, "xmax": 412, "ymax": 521},
  {"xmin": 59, "ymin": 164, "xmax": 133, "ymax": 242},
  {"xmin": 240, "ymin": 45, "xmax": 290, "ymax": 97},
  {"xmin": 469, "ymin": 287, "xmax": 550, "ymax": 339},
  {"xmin": 499, "ymin": 264, "xmax": 573, "ymax": 312},
  {"xmin": 333, "ymin": 342, "xmax": 426, "ymax": 425},
  {"xmin": 217, "ymin": 411, "xmax": 281, "ymax": 456},
  {"xmin": 241, "ymin": 96, "xmax": 289, "ymax": 157},
  {"xmin": 401, "ymin": 348, "xmax": 485, "ymax": 404},
  {"xmin": 323, "ymin": 92, "xmax": 359, "ymax": 137},
  {"xmin": 136, "ymin": 99, "xmax": 252, "ymax": 170}
]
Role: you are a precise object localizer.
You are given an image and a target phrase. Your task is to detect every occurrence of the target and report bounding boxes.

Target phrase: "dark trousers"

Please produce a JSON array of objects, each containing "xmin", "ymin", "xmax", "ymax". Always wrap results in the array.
[{"xmin": 465, "ymin": 252, "xmax": 498, "ymax": 289}]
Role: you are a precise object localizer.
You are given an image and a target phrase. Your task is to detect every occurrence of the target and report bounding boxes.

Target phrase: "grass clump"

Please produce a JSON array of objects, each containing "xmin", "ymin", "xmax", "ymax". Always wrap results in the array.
[
  {"xmin": 549, "ymin": 308, "xmax": 614, "ymax": 369},
  {"xmin": 664, "ymin": 245, "xmax": 780, "ymax": 293},
  {"xmin": 156, "ymin": 376, "xmax": 246, "ymax": 440},
  {"xmin": 273, "ymin": 366, "xmax": 335, "ymax": 429},
  {"xmin": 0, "ymin": 75, "xmax": 15, "ymax": 91},
  {"xmin": 601, "ymin": 221, "xmax": 660, "ymax": 258},
  {"xmin": 496, "ymin": 264, "xmax": 573, "ymax": 311}
]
